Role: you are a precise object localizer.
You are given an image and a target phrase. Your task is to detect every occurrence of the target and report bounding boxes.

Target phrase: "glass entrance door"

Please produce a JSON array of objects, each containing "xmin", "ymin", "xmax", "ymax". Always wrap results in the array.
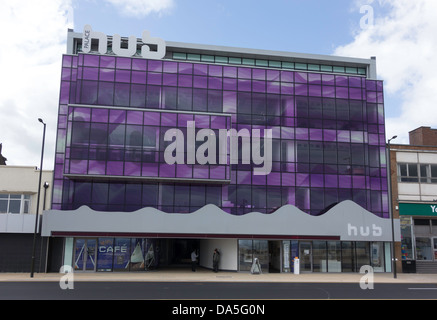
[
  {"xmin": 299, "ymin": 242, "xmax": 312, "ymax": 272},
  {"xmin": 73, "ymin": 239, "xmax": 97, "ymax": 271}
]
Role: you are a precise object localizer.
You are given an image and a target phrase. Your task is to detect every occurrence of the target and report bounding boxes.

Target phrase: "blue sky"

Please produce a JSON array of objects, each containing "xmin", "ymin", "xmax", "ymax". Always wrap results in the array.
[
  {"xmin": 74, "ymin": 0, "xmax": 361, "ymax": 55},
  {"xmin": 0, "ymin": 0, "xmax": 436, "ymax": 168}
]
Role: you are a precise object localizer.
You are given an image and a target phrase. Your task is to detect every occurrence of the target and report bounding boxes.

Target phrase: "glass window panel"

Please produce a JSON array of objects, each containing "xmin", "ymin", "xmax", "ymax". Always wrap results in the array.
[
  {"xmin": 356, "ymin": 242, "xmax": 370, "ymax": 270},
  {"xmin": 327, "ymin": 241, "xmax": 342, "ymax": 272},
  {"xmin": 313, "ymin": 241, "xmax": 327, "ymax": 272},
  {"xmin": 341, "ymin": 242, "xmax": 354, "ymax": 272},
  {"xmin": 416, "ymin": 238, "xmax": 432, "ymax": 261},
  {"xmin": 239, "ymin": 240, "xmax": 253, "ymax": 271},
  {"xmin": 371, "ymin": 242, "xmax": 385, "ymax": 272}
]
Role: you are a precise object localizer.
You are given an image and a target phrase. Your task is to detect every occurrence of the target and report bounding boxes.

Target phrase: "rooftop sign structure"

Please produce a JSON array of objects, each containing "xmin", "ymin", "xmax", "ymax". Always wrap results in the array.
[{"xmin": 82, "ymin": 24, "xmax": 166, "ymax": 59}]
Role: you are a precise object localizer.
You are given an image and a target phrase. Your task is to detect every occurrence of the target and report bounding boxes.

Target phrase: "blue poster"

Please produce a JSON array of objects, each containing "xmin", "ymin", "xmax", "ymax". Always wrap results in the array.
[{"xmin": 97, "ymin": 238, "xmax": 114, "ymax": 272}]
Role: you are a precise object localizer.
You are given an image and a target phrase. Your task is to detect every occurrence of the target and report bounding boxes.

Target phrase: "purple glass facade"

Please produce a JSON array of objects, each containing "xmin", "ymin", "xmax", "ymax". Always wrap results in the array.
[{"xmin": 53, "ymin": 53, "xmax": 388, "ymax": 217}]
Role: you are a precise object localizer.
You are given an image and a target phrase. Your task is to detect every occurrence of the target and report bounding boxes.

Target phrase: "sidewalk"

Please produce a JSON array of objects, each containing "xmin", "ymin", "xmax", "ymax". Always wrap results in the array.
[{"xmin": 2, "ymin": 268, "xmax": 437, "ymax": 284}]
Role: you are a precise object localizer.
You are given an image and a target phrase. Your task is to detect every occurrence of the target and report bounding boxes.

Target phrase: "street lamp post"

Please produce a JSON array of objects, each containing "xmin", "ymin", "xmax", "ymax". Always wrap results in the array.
[
  {"xmin": 387, "ymin": 135, "xmax": 397, "ymax": 279},
  {"xmin": 30, "ymin": 118, "xmax": 46, "ymax": 278}
]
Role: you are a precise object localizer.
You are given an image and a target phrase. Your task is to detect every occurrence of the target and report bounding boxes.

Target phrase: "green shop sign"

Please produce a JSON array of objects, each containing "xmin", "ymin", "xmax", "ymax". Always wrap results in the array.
[{"xmin": 399, "ymin": 203, "xmax": 437, "ymax": 217}]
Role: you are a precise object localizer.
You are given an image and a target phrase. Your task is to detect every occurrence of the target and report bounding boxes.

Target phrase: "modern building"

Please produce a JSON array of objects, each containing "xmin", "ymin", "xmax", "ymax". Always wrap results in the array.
[
  {"xmin": 0, "ymin": 165, "xmax": 52, "ymax": 272},
  {"xmin": 41, "ymin": 26, "xmax": 400, "ymax": 274},
  {"xmin": 390, "ymin": 127, "xmax": 437, "ymax": 273}
]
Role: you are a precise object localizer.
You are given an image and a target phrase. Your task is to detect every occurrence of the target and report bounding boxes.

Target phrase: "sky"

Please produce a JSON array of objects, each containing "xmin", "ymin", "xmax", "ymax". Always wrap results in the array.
[{"xmin": 1, "ymin": 0, "xmax": 437, "ymax": 170}]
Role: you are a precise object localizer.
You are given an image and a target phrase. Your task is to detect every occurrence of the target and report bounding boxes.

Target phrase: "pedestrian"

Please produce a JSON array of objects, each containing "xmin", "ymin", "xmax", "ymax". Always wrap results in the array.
[
  {"xmin": 191, "ymin": 249, "xmax": 198, "ymax": 272},
  {"xmin": 213, "ymin": 248, "xmax": 220, "ymax": 273}
]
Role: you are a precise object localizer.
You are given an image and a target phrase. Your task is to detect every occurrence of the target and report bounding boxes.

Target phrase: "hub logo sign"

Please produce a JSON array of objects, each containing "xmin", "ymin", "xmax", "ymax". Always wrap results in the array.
[
  {"xmin": 164, "ymin": 121, "xmax": 273, "ymax": 176},
  {"xmin": 82, "ymin": 24, "xmax": 166, "ymax": 59}
]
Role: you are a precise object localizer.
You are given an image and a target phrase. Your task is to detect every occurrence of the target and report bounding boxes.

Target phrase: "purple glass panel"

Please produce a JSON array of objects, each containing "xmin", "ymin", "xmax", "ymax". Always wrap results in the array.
[
  {"xmin": 366, "ymin": 80, "xmax": 377, "ymax": 91},
  {"xmin": 322, "ymin": 74, "xmax": 335, "ymax": 85},
  {"xmin": 98, "ymin": 82, "xmax": 114, "ymax": 105},
  {"xmin": 208, "ymin": 77, "xmax": 222, "ymax": 90},
  {"xmin": 294, "ymin": 84, "xmax": 308, "ymax": 96},
  {"xmin": 63, "ymin": 55, "xmax": 72, "ymax": 67},
  {"xmin": 179, "ymin": 62, "xmax": 193, "ymax": 74},
  {"xmin": 164, "ymin": 61, "xmax": 178, "ymax": 73},
  {"xmin": 238, "ymin": 79, "xmax": 251, "ymax": 91},
  {"xmin": 193, "ymin": 76, "xmax": 207, "ymax": 88},
  {"xmin": 74, "ymin": 107, "xmax": 91, "ymax": 121},
  {"xmin": 131, "ymin": 71, "xmax": 147, "ymax": 84},
  {"xmin": 159, "ymin": 164, "xmax": 175, "ymax": 178},
  {"xmin": 211, "ymin": 166, "xmax": 226, "ymax": 180},
  {"xmin": 99, "ymin": 68, "xmax": 115, "ymax": 82},
  {"xmin": 237, "ymin": 170, "xmax": 251, "ymax": 184},
  {"xmin": 252, "ymin": 80, "xmax": 265, "ymax": 93},
  {"xmin": 252, "ymin": 69, "xmax": 265, "ymax": 80},
  {"xmin": 296, "ymin": 173, "xmax": 310, "ymax": 187},
  {"xmin": 267, "ymin": 81, "xmax": 280, "ymax": 94},
  {"xmin": 123, "ymin": 162, "xmax": 140, "ymax": 176},
  {"xmin": 209, "ymin": 65, "xmax": 222, "ymax": 77},
  {"xmin": 310, "ymin": 174, "xmax": 324, "ymax": 188},
  {"xmin": 349, "ymin": 88, "xmax": 362, "ymax": 100},
  {"xmin": 267, "ymin": 70, "xmax": 280, "ymax": 81},
  {"xmin": 335, "ymin": 76, "xmax": 348, "ymax": 87},
  {"xmin": 336, "ymin": 87, "xmax": 348, "ymax": 99},
  {"xmin": 115, "ymin": 70, "xmax": 131, "ymax": 83},
  {"xmin": 88, "ymin": 160, "xmax": 106, "ymax": 175},
  {"xmin": 176, "ymin": 164, "xmax": 193, "ymax": 178},
  {"xmin": 339, "ymin": 175, "xmax": 352, "ymax": 188},
  {"xmin": 148, "ymin": 60, "xmax": 162, "ymax": 72},
  {"xmin": 325, "ymin": 175, "xmax": 338, "ymax": 188},
  {"xmin": 281, "ymin": 71, "xmax": 293, "ymax": 82},
  {"xmin": 193, "ymin": 165, "xmax": 209, "ymax": 179},
  {"xmin": 281, "ymin": 127, "xmax": 294, "ymax": 139},
  {"xmin": 161, "ymin": 113, "xmax": 177, "ymax": 127},
  {"xmin": 223, "ymin": 91, "xmax": 237, "ymax": 113},
  {"xmin": 100, "ymin": 56, "xmax": 116, "ymax": 68},
  {"xmin": 308, "ymin": 73, "xmax": 321, "ymax": 84},
  {"xmin": 127, "ymin": 111, "xmax": 143, "ymax": 125},
  {"xmin": 59, "ymin": 82, "xmax": 70, "ymax": 104},
  {"xmin": 210, "ymin": 116, "xmax": 226, "ymax": 129},
  {"xmin": 83, "ymin": 54, "xmax": 99, "ymax": 67},
  {"xmin": 310, "ymin": 129, "xmax": 323, "ymax": 140},
  {"xmin": 92, "ymin": 108, "xmax": 108, "ymax": 122},
  {"xmin": 110, "ymin": 109, "xmax": 126, "ymax": 124},
  {"xmin": 179, "ymin": 75, "xmax": 193, "ymax": 87},
  {"xmin": 337, "ymin": 130, "xmax": 350, "ymax": 142},
  {"xmin": 116, "ymin": 57, "xmax": 131, "ymax": 69},
  {"xmin": 353, "ymin": 176, "xmax": 366, "ymax": 189},
  {"xmin": 281, "ymin": 173, "xmax": 294, "ymax": 186},
  {"xmin": 349, "ymin": 77, "xmax": 362, "ymax": 88},
  {"xmin": 144, "ymin": 112, "xmax": 160, "ymax": 125},
  {"xmin": 142, "ymin": 163, "xmax": 158, "ymax": 177},
  {"xmin": 194, "ymin": 114, "xmax": 210, "ymax": 128},
  {"xmin": 193, "ymin": 64, "xmax": 207, "ymax": 75},
  {"xmin": 308, "ymin": 85, "xmax": 322, "ymax": 97},
  {"xmin": 322, "ymin": 86, "xmax": 335, "ymax": 98},
  {"xmin": 147, "ymin": 72, "xmax": 162, "ymax": 85},
  {"xmin": 367, "ymin": 91, "xmax": 377, "ymax": 103},
  {"xmin": 106, "ymin": 161, "xmax": 123, "ymax": 176},
  {"xmin": 163, "ymin": 73, "xmax": 177, "ymax": 86},
  {"xmin": 62, "ymin": 68, "xmax": 71, "ymax": 81},
  {"xmin": 280, "ymin": 82, "xmax": 293, "ymax": 95},
  {"xmin": 295, "ymin": 128, "xmax": 309, "ymax": 140},
  {"xmin": 223, "ymin": 66, "xmax": 237, "ymax": 78},
  {"xmin": 371, "ymin": 177, "xmax": 381, "ymax": 190},
  {"xmin": 252, "ymin": 175, "xmax": 266, "ymax": 185},
  {"xmin": 223, "ymin": 78, "xmax": 237, "ymax": 91},
  {"xmin": 70, "ymin": 160, "xmax": 88, "ymax": 174},
  {"xmin": 238, "ymin": 68, "xmax": 251, "ymax": 79},
  {"xmin": 178, "ymin": 113, "xmax": 194, "ymax": 127},
  {"xmin": 132, "ymin": 59, "xmax": 147, "ymax": 71},
  {"xmin": 268, "ymin": 172, "xmax": 281, "ymax": 186},
  {"xmin": 295, "ymin": 72, "xmax": 308, "ymax": 83}
]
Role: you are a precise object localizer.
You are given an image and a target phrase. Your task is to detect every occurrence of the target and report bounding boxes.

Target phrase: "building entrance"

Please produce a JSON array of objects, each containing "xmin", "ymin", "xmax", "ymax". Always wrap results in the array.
[{"xmin": 299, "ymin": 242, "xmax": 313, "ymax": 272}]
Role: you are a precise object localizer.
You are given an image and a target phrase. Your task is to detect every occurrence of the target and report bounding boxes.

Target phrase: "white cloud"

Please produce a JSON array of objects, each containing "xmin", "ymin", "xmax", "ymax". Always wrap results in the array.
[
  {"xmin": 334, "ymin": 0, "xmax": 437, "ymax": 144},
  {"xmin": 0, "ymin": 0, "xmax": 73, "ymax": 168},
  {"xmin": 104, "ymin": 0, "xmax": 174, "ymax": 17}
]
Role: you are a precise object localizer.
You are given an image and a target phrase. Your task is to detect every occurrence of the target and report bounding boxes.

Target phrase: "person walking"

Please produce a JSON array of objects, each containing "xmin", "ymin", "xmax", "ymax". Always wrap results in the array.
[
  {"xmin": 191, "ymin": 249, "xmax": 198, "ymax": 272},
  {"xmin": 213, "ymin": 248, "xmax": 220, "ymax": 273}
]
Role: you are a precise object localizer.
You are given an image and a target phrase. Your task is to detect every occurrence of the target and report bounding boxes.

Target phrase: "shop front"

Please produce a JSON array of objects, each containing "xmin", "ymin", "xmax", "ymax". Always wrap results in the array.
[{"xmin": 399, "ymin": 203, "xmax": 437, "ymax": 273}]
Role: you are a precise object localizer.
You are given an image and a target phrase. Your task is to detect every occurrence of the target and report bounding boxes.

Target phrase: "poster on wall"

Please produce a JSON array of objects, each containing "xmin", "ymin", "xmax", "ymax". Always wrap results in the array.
[
  {"xmin": 97, "ymin": 238, "xmax": 114, "ymax": 272},
  {"xmin": 113, "ymin": 238, "xmax": 131, "ymax": 270},
  {"xmin": 130, "ymin": 239, "xmax": 145, "ymax": 271}
]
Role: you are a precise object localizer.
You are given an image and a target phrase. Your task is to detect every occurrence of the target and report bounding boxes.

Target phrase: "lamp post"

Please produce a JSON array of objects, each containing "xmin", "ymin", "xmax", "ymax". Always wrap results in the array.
[
  {"xmin": 387, "ymin": 135, "xmax": 397, "ymax": 279},
  {"xmin": 30, "ymin": 118, "xmax": 46, "ymax": 278}
]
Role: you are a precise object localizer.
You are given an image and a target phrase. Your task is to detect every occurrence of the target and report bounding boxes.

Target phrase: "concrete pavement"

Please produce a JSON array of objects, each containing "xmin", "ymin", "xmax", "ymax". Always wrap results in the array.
[{"xmin": 1, "ymin": 268, "xmax": 437, "ymax": 284}]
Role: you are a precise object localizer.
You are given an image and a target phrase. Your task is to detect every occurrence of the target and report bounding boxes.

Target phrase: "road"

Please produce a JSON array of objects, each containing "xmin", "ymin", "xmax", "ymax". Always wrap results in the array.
[{"xmin": 0, "ymin": 281, "xmax": 436, "ymax": 300}]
